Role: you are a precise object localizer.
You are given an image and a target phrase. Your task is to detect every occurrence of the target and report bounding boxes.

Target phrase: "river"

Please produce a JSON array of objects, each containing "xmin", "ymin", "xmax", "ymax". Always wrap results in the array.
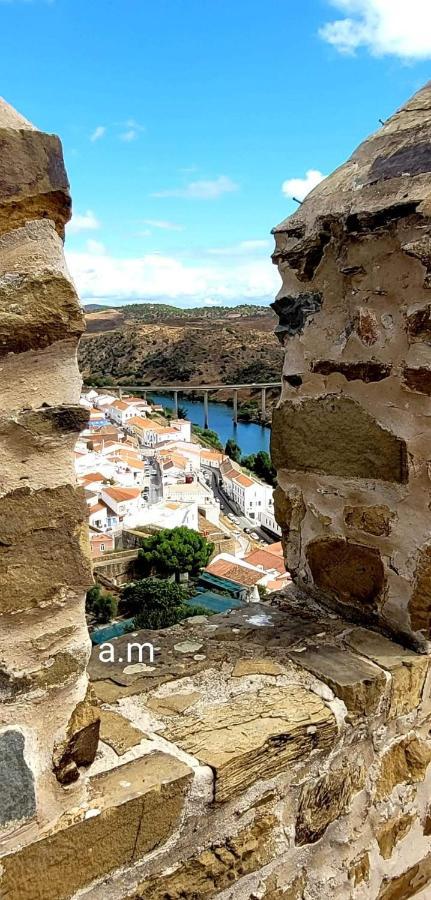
[{"xmin": 148, "ymin": 392, "xmax": 270, "ymax": 456}]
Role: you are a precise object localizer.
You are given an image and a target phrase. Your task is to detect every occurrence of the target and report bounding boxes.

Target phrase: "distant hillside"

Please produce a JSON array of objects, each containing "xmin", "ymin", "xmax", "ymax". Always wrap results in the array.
[
  {"xmin": 78, "ymin": 302, "xmax": 282, "ymax": 417},
  {"xmin": 83, "ymin": 301, "xmax": 270, "ymax": 333}
]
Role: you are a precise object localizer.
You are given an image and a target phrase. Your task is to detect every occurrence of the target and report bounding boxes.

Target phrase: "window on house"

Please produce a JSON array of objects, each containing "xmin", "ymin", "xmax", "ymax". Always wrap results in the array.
[{"xmin": 100, "ymin": 543, "xmax": 105, "ymax": 551}]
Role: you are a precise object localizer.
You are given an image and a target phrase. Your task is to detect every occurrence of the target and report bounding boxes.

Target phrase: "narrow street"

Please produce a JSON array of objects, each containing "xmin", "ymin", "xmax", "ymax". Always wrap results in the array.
[{"xmin": 203, "ymin": 466, "xmax": 275, "ymax": 545}]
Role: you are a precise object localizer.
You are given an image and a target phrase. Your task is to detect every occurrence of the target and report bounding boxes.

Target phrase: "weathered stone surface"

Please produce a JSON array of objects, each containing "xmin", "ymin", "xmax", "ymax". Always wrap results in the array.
[
  {"xmin": 346, "ymin": 628, "xmax": 428, "ymax": 718},
  {"xmin": 0, "ymin": 730, "xmax": 36, "ymax": 827},
  {"xmin": 99, "ymin": 709, "xmax": 146, "ymax": 755},
  {"xmin": 344, "ymin": 504, "xmax": 395, "ymax": 536},
  {"xmin": 53, "ymin": 687, "xmax": 100, "ymax": 783},
  {"xmin": 273, "ymin": 485, "xmax": 305, "ymax": 574},
  {"xmin": 403, "ymin": 366, "xmax": 431, "ymax": 395},
  {"xmin": 313, "ymin": 359, "xmax": 391, "ymax": 382},
  {"xmin": 147, "ymin": 691, "xmax": 201, "ymax": 715},
  {"xmin": 354, "ymin": 307, "xmax": 380, "ymax": 345},
  {"xmin": 409, "ymin": 544, "xmax": 431, "ymax": 637},
  {"xmin": 306, "ymin": 538, "xmax": 385, "ymax": 611},
  {"xmin": 295, "ymin": 759, "xmax": 365, "ymax": 844},
  {"xmin": 165, "ymin": 685, "xmax": 337, "ymax": 802},
  {"xmin": 0, "ymin": 220, "xmax": 84, "ymax": 355},
  {"xmin": 1, "ymin": 753, "xmax": 192, "ymax": 900},
  {"xmin": 288, "ymin": 645, "xmax": 386, "ymax": 717},
  {"xmin": 271, "ymin": 293, "xmax": 323, "ymax": 341},
  {"xmin": 406, "ymin": 303, "xmax": 431, "ymax": 341},
  {"xmin": 376, "ymin": 813, "xmax": 415, "ymax": 859},
  {"xmin": 377, "ymin": 853, "xmax": 431, "ymax": 899},
  {"xmin": 348, "ymin": 852, "xmax": 370, "ymax": 886},
  {"xmin": 0, "ymin": 484, "xmax": 92, "ymax": 613},
  {"xmin": 260, "ymin": 872, "xmax": 306, "ymax": 900},
  {"xmin": 403, "ymin": 234, "xmax": 431, "ymax": 283},
  {"xmin": 232, "ymin": 658, "xmax": 285, "ymax": 677},
  {"xmin": 375, "ymin": 737, "xmax": 431, "ymax": 801},
  {"xmin": 271, "ymin": 396, "xmax": 408, "ymax": 483},
  {"xmin": 0, "ymin": 98, "xmax": 71, "ymax": 236},
  {"xmin": 127, "ymin": 814, "xmax": 277, "ymax": 900}
]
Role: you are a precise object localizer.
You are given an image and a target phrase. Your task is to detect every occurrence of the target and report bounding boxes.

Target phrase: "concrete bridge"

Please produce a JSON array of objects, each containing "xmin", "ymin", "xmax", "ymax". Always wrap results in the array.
[{"xmin": 108, "ymin": 382, "xmax": 281, "ymax": 428}]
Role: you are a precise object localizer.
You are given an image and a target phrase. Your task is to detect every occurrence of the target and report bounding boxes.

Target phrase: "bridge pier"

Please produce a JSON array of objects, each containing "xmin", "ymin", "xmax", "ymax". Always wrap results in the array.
[
  {"xmin": 261, "ymin": 387, "xmax": 266, "ymax": 420},
  {"xmin": 233, "ymin": 390, "xmax": 238, "ymax": 426},
  {"xmin": 173, "ymin": 390, "xmax": 179, "ymax": 418},
  {"xmin": 204, "ymin": 391, "xmax": 209, "ymax": 429}
]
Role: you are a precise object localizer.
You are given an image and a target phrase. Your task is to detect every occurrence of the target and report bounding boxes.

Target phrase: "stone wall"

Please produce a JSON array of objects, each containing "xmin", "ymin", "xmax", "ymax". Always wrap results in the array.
[
  {"xmin": 271, "ymin": 82, "xmax": 431, "ymax": 649},
  {"xmin": 0, "ymin": 100, "xmax": 98, "ymax": 841}
]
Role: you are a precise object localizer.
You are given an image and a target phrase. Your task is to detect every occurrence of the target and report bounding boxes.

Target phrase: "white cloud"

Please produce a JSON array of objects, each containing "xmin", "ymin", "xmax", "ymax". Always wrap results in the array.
[
  {"xmin": 143, "ymin": 219, "xmax": 184, "ymax": 231},
  {"xmin": 86, "ymin": 239, "xmax": 106, "ymax": 255},
  {"xmin": 67, "ymin": 210, "xmax": 100, "ymax": 234},
  {"xmin": 90, "ymin": 125, "xmax": 106, "ymax": 142},
  {"xmin": 66, "ymin": 247, "xmax": 279, "ymax": 307},
  {"xmin": 282, "ymin": 169, "xmax": 326, "ymax": 202},
  {"xmin": 153, "ymin": 175, "xmax": 239, "ymax": 200},
  {"xmin": 207, "ymin": 239, "xmax": 270, "ymax": 256},
  {"xmin": 119, "ymin": 118, "xmax": 145, "ymax": 142},
  {"xmin": 319, "ymin": 0, "xmax": 431, "ymax": 58}
]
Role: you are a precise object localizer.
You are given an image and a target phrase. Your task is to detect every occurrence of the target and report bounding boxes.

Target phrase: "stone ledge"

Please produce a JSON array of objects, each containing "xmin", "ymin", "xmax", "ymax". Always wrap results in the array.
[{"xmin": 0, "ymin": 753, "xmax": 192, "ymax": 900}]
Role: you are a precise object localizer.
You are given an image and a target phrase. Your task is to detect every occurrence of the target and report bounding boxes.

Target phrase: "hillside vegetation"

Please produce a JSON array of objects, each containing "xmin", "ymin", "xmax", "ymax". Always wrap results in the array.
[{"xmin": 79, "ymin": 302, "xmax": 282, "ymax": 392}]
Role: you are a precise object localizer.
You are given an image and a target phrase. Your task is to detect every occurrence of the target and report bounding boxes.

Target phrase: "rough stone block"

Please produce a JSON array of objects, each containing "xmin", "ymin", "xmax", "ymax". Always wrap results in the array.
[
  {"xmin": 348, "ymin": 853, "xmax": 370, "ymax": 886},
  {"xmin": 344, "ymin": 504, "xmax": 395, "ymax": 536},
  {"xmin": 165, "ymin": 685, "xmax": 337, "ymax": 802},
  {"xmin": 346, "ymin": 628, "xmax": 428, "ymax": 718},
  {"xmin": 375, "ymin": 737, "xmax": 431, "ymax": 801},
  {"xmin": 306, "ymin": 538, "xmax": 385, "ymax": 611},
  {"xmin": 0, "ymin": 220, "xmax": 84, "ymax": 356},
  {"xmin": 409, "ymin": 544, "xmax": 431, "ymax": 638},
  {"xmin": 288, "ymin": 644, "xmax": 386, "ymax": 717},
  {"xmin": 0, "ymin": 99, "xmax": 71, "ymax": 236},
  {"xmin": 376, "ymin": 813, "xmax": 415, "ymax": 859},
  {"xmin": 295, "ymin": 759, "xmax": 365, "ymax": 845},
  {"xmin": 99, "ymin": 709, "xmax": 147, "ymax": 755},
  {"xmin": 377, "ymin": 853, "xmax": 431, "ymax": 899},
  {"xmin": 0, "ymin": 730, "xmax": 36, "ymax": 828},
  {"xmin": 271, "ymin": 396, "xmax": 408, "ymax": 483},
  {"xmin": 53, "ymin": 687, "xmax": 101, "ymax": 784},
  {"xmin": 127, "ymin": 814, "xmax": 277, "ymax": 900},
  {"xmin": 0, "ymin": 753, "xmax": 192, "ymax": 900},
  {"xmin": 0, "ymin": 485, "xmax": 92, "ymax": 614}
]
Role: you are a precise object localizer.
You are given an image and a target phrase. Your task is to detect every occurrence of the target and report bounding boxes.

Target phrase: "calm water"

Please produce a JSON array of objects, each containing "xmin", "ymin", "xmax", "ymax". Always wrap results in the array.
[{"xmin": 149, "ymin": 392, "xmax": 271, "ymax": 456}]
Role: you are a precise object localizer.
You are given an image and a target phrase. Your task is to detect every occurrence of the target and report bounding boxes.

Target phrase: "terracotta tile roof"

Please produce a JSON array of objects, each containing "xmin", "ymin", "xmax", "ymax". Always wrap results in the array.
[
  {"xmin": 205, "ymin": 559, "xmax": 262, "ymax": 587},
  {"xmin": 128, "ymin": 416, "xmax": 165, "ymax": 431},
  {"xmin": 102, "ymin": 486, "xmax": 141, "ymax": 502},
  {"xmin": 201, "ymin": 449, "xmax": 224, "ymax": 461},
  {"xmin": 89, "ymin": 502, "xmax": 107, "ymax": 514},
  {"xmin": 79, "ymin": 472, "xmax": 106, "ymax": 485},
  {"xmin": 90, "ymin": 532, "xmax": 114, "ymax": 544},
  {"xmin": 244, "ymin": 549, "xmax": 286, "ymax": 575},
  {"xmin": 232, "ymin": 473, "xmax": 255, "ymax": 488}
]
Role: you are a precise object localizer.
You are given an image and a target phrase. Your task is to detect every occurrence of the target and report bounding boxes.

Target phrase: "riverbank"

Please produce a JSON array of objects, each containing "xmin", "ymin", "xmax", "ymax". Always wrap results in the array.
[{"xmin": 148, "ymin": 391, "xmax": 271, "ymax": 456}]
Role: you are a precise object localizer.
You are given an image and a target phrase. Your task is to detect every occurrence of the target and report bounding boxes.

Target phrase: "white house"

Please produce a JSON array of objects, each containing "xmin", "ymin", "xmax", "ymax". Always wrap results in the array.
[
  {"xmin": 100, "ymin": 486, "xmax": 143, "ymax": 524},
  {"xmin": 221, "ymin": 462, "xmax": 269, "ymax": 520},
  {"xmin": 259, "ymin": 508, "xmax": 282, "ymax": 537},
  {"xmin": 107, "ymin": 399, "xmax": 143, "ymax": 427}
]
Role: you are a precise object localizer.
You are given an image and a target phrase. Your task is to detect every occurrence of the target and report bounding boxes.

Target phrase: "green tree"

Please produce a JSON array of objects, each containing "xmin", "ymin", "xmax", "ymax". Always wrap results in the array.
[
  {"xmin": 253, "ymin": 451, "xmax": 277, "ymax": 486},
  {"xmin": 86, "ymin": 584, "xmax": 118, "ymax": 624},
  {"xmin": 225, "ymin": 438, "xmax": 241, "ymax": 463},
  {"xmin": 122, "ymin": 578, "xmax": 190, "ymax": 629},
  {"xmin": 241, "ymin": 450, "xmax": 276, "ymax": 486},
  {"xmin": 137, "ymin": 526, "xmax": 214, "ymax": 580},
  {"xmin": 177, "ymin": 404, "xmax": 188, "ymax": 420},
  {"xmin": 192, "ymin": 424, "xmax": 223, "ymax": 451}
]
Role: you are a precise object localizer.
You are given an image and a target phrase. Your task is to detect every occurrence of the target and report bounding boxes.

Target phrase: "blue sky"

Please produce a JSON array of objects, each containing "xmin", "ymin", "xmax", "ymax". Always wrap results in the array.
[{"xmin": 1, "ymin": 0, "xmax": 430, "ymax": 306}]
